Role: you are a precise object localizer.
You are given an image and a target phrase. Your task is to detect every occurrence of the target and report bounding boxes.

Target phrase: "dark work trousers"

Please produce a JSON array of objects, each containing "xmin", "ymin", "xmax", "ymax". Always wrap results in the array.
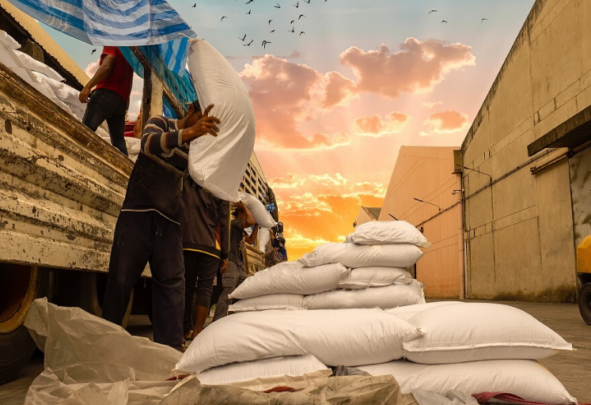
[
  {"xmin": 183, "ymin": 250, "xmax": 220, "ymax": 334},
  {"xmin": 213, "ymin": 261, "xmax": 247, "ymax": 322},
  {"xmin": 82, "ymin": 88, "xmax": 129, "ymax": 156},
  {"xmin": 102, "ymin": 210, "xmax": 184, "ymax": 350}
]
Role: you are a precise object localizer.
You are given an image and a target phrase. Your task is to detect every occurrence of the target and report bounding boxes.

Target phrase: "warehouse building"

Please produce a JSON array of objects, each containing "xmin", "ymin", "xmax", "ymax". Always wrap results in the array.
[
  {"xmin": 460, "ymin": 0, "xmax": 591, "ymax": 302},
  {"xmin": 379, "ymin": 146, "xmax": 463, "ymax": 299}
]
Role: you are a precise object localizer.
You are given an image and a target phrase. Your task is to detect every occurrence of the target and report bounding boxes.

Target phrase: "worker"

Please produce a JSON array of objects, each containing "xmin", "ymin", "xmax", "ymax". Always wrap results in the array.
[
  {"xmin": 102, "ymin": 102, "xmax": 220, "ymax": 351},
  {"xmin": 264, "ymin": 230, "xmax": 284, "ymax": 268},
  {"xmin": 181, "ymin": 174, "xmax": 230, "ymax": 342},
  {"xmin": 79, "ymin": 46, "xmax": 134, "ymax": 156},
  {"xmin": 212, "ymin": 202, "xmax": 257, "ymax": 321}
]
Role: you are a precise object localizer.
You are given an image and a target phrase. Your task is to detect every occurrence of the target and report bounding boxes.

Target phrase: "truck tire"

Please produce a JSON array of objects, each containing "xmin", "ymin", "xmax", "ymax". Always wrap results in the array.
[
  {"xmin": 579, "ymin": 282, "xmax": 591, "ymax": 325},
  {"xmin": 53, "ymin": 271, "xmax": 133, "ymax": 328},
  {"xmin": 0, "ymin": 265, "xmax": 53, "ymax": 384}
]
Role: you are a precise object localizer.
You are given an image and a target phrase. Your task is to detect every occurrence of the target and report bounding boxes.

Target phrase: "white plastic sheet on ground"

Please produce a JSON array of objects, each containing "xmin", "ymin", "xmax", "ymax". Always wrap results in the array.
[
  {"xmin": 23, "ymin": 298, "xmax": 181, "ymax": 405},
  {"xmin": 358, "ymin": 360, "xmax": 577, "ymax": 404},
  {"xmin": 187, "ymin": 39, "xmax": 256, "ymax": 202}
]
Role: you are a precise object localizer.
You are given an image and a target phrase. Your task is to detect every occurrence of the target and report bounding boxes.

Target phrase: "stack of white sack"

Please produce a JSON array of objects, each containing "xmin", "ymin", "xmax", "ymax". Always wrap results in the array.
[
  {"xmin": 176, "ymin": 307, "xmax": 424, "ymax": 389},
  {"xmin": 0, "ymin": 30, "xmax": 140, "ymax": 161},
  {"xmin": 268, "ymin": 221, "xmax": 429, "ymax": 311},
  {"xmin": 357, "ymin": 302, "xmax": 577, "ymax": 404},
  {"xmin": 228, "ymin": 260, "xmax": 423, "ymax": 312}
]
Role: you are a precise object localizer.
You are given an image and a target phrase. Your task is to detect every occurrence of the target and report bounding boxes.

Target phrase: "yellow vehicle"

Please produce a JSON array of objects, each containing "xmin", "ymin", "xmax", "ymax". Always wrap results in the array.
[{"xmin": 576, "ymin": 236, "xmax": 591, "ymax": 324}]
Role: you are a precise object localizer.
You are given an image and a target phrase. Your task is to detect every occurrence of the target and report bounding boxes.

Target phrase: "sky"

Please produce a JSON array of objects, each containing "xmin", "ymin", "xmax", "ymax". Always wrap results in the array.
[{"xmin": 41, "ymin": 0, "xmax": 536, "ymax": 260}]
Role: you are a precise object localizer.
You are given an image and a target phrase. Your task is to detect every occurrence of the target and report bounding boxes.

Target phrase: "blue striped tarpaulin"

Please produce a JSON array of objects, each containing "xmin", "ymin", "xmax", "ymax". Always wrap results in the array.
[{"xmin": 7, "ymin": 0, "xmax": 196, "ymax": 47}]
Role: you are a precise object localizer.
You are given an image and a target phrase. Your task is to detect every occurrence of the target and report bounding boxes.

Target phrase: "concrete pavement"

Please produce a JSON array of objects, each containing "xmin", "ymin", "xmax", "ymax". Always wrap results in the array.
[{"xmin": 0, "ymin": 302, "xmax": 589, "ymax": 404}]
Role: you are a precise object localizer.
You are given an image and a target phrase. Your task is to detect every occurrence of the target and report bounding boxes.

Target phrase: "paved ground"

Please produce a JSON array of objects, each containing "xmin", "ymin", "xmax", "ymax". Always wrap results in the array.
[{"xmin": 0, "ymin": 302, "xmax": 589, "ymax": 404}]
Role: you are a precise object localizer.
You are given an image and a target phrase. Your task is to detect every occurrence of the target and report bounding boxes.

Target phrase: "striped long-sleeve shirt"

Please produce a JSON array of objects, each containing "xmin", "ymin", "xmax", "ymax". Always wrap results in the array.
[{"xmin": 120, "ymin": 116, "xmax": 189, "ymax": 223}]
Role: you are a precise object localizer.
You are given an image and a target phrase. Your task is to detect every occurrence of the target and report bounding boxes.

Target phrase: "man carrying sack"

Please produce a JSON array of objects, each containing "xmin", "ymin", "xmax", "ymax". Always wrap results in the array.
[{"xmin": 102, "ymin": 102, "xmax": 220, "ymax": 351}]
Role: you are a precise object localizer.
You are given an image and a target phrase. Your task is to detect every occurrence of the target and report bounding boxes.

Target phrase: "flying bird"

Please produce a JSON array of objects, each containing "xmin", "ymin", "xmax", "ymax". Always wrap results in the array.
[
  {"xmin": 481, "ymin": 18, "xmax": 488, "ymax": 22},
  {"xmin": 441, "ymin": 20, "xmax": 448, "ymax": 23},
  {"xmin": 221, "ymin": 16, "xmax": 227, "ymax": 21},
  {"xmin": 270, "ymin": 29, "xmax": 275, "ymax": 33},
  {"xmin": 428, "ymin": 9, "xmax": 437, "ymax": 14},
  {"xmin": 289, "ymin": 27, "xmax": 295, "ymax": 33},
  {"xmin": 269, "ymin": 19, "xmax": 273, "ymax": 25},
  {"xmin": 246, "ymin": 9, "xmax": 251, "ymax": 14},
  {"xmin": 91, "ymin": 49, "xmax": 97, "ymax": 55},
  {"xmin": 262, "ymin": 40, "xmax": 271, "ymax": 48},
  {"xmin": 298, "ymin": 14, "xmax": 305, "ymax": 19},
  {"xmin": 246, "ymin": 0, "xmax": 253, "ymax": 3},
  {"xmin": 300, "ymin": 31, "xmax": 305, "ymax": 36},
  {"xmin": 244, "ymin": 40, "xmax": 253, "ymax": 46},
  {"xmin": 291, "ymin": 20, "xmax": 295, "ymax": 24},
  {"xmin": 274, "ymin": 3, "xmax": 281, "ymax": 8},
  {"xmin": 294, "ymin": 1, "xmax": 299, "ymax": 8},
  {"xmin": 304, "ymin": 0, "xmax": 310, "ymax": 3},
  {"xmin": 240, "ymin": 34, "xmax": 247, "ymax": 41},
  {"xmin": 192, "ymin": 3, "xmax": 196, "ymax": 7}
]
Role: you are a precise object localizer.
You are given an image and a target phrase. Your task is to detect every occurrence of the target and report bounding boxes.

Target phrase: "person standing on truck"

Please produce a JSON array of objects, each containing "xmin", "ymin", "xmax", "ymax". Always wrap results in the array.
[
  {"xmin": 212, "ymin": 202, "xmax": 257, "ymax": 321},
  {"xmin": 180, "ymin": 175, "xmax": 230, "ymax": 341},
  {"xmin": 79, "ymin": 46, "xmax": 134, "ymax": 156},
  {"xmin": 102, "ymin": 101, "xmax": 220, "ymax": 351}
]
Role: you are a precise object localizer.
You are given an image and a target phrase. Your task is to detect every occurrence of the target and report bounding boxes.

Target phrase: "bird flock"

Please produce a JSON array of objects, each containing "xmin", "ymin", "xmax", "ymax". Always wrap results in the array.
[
  {"xmin": 428, "ymin": 9, "xmax": 488, "ymax": 24},
  {"xmin": 192, "ymin": 0, "xmax": 328, "ymax": 51}
]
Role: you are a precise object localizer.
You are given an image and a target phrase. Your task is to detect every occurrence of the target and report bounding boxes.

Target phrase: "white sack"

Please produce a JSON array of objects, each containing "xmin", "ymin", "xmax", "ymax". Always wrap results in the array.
[
  {"xmin": 386, "ymin": 301, "xmax": 465, "ymax": 322},
  {"xmin": 347, "ymin": 220, "xmax": 431, "ymax": 247},
  {"xmin": 239, "ymin": 192, "xmax": 276, "ymax": 229},
  {"xmin": 32, "ymin": 71, "xmax": 87, "ymax": 120},
  {"xmin": 230, "ymin": 262, "xmax": 350, "ymax": 300},
  {"xmin": 196, "ymin": 355, "xmax": 331, "ymax": 391},
  {"xmin": 358, "ymin": 360, "xmax": 577, "ymax": 404},
  {"xmin": 258, "ymin": 227, "xmax": 270, "ymax": 253},
  {"xmin": 339, "ymin": 267, "xmax": 413, "ymax": 290},
  {"xmin": 229, "ymin": 294, "xmax": 305, "ymax": 313},
  {"xmin": 0, "ymin": 30, "xmax": 20, "ymax": 49},
  {"xmin": 176, "ymin": 309, "xmax": 422, "ymax": 373},
  {"xmin": 14, "ymin": 50, "xmax": 64, "ymax": 81},
  {"xmin": 403, "ymin": 303, "xmax": 573, "ymax": 364},
  {"xmin": 304, "ymin": 280, "xmax": 425, "ymax": 310},
  {"xmin": 187, "ymin": 39, "xmax": 256, "ymax": 202},
  {"xmin": 299, "ymin": 243, "xmax": 423, "ymax": 269}
]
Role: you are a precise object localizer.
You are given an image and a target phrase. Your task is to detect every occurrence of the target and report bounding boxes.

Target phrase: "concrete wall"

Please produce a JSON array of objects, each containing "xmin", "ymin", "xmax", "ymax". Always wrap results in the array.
[
  {"xmin": 379, "ymin": 146, "xmax": 462, "ymax": 298},
  {"xmin": 461, "ymin": 0, "xmax": 589, "ymax": 302},
  {"xmin": 355, "ymin": 208, "xmax": 373, "ymax": 228}
]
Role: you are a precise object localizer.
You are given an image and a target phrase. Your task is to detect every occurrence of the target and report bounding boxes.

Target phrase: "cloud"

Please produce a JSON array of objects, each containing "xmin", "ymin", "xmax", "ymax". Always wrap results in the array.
[
  {"xmin": 85, "ymin": 61, "xmax": 100, "ymax": 77},
  {"xmin": 423, "ymin": 110, "xmax": 470, "ymax": 134},
  {"xmin": 269, "ymin": 172, "xmax": 387, "ymax": 259},
  {"xmin": 322, "ymin": 72, "xmax": 357, "ymax": 108},
  {"xmin": 339, "ymin": 38, "xmax": 475, "ymax": 98},
  {"xmin": 240, "ymin": 55, "xmax": 352, "ymax": 150},
  {"xmin": 422, "ymin": 101, "xmax": 443, "ymax": 109},
  {"xmin": 353, "ymin": 112, "xmax": 411, "ymax": 137}
]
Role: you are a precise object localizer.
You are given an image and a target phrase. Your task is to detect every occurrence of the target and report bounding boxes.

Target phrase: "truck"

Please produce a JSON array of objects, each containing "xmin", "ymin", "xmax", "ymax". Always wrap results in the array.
[{"xmin": 0, "ymin": 0, "xmax": 273, "ymax": 383}]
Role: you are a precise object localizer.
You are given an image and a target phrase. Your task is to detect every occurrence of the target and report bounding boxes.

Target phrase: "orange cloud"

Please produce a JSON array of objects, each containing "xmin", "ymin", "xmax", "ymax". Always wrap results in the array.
[
  {"xmin": 423, "ymin": 110, "xmax": 470, "ymax": 134},
  {"xmin": 270, "ymin": 173, "xmax": 387, "ymax": 259},
  {"xmin": 422, "ymin": 101, "xmax": 443, "ymax": 109},
  {"xmin": 340, "ymin": 38, "xmax": 475, "ymax": 98},
  {"xmin": 354, "ymin": 112, "xmax": 411, "ymax": 137},
  {"xmin": 241, "ymin": 55, "xmax": 352, "ymax": 150}
]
